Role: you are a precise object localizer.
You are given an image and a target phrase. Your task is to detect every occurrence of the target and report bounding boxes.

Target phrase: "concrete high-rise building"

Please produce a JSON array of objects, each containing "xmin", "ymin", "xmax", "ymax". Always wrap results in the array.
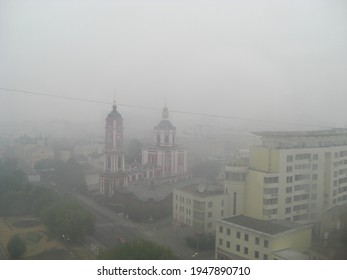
[
  {"xmin": 216, "ymin": 128, "xmax": 347, "ymax": 259},
  {"xmin": 244, "ymin": 129, "xmax": 347, "ymax": 224}
]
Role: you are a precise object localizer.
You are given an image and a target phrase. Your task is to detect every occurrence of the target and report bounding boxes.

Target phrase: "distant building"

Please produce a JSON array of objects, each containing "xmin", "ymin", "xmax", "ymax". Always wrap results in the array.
[
  {"xmin": 216, "ymin": 215, "xmax": 312, "ymax": 260},
  {"xmin": 142, "ymin": 106, "xmax": 187, "ymax": 177},
  {"xmin": 13, "ymin": 135, "xmax": 54, "ymax": 169},
  {"xmin": 99, "ymin": 102, "xmax": 128, "ymax": 195},
  {"xmin": 99, "ymin": 103, "xmax": 189, "ymax": 196}
]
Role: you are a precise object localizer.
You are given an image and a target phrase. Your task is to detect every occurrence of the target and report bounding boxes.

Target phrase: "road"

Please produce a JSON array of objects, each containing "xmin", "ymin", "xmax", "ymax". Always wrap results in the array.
[{"xmin": 71, "ymin": 192, "xmax": 214, "ymax": 259}]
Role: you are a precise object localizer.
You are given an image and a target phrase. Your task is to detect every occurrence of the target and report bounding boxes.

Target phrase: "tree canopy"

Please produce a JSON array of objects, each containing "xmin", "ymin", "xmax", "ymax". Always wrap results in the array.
[
  {"xmin": 40, "ymin": 198, "xmax": 95, "ymax": 243},
  {"xmin": 99, "ymin": 240, "xmax": 176, "ymax": 260},
  {"xmin": 7, "ymin": 235, "xmax": 27, "ymax": 259}
]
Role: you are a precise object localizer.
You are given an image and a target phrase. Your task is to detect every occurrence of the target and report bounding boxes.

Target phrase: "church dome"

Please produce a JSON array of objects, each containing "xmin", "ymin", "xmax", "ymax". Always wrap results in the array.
[
  {"xmin": 156, "ymin": 119, "xmax": 175, "ymax": 130},
  {"xmin": 107, "ymin": 104, "xmax": 122, "ymax": 119},
  {"xmin": 155, "ymin": 106, "xmax": 175, "ymax": 130}
]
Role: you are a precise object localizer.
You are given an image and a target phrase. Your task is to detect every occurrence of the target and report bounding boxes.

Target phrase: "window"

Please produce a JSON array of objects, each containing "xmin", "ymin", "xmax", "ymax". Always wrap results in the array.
[
  {"xmin": 295, "ymin": 153, "xmax": 311, "ymax": 160},
  {"xmin": 236, "ymin": 231, "xmax": 241, "ymax": 239},
  {"xmin": 264, "ymin": 177, "xmax": 279, "ymax": 184},
  {"xmin": 236, "ymin": 244, "xmax": 240, "ymax": 252},
  {"xmin": 255, "ymin": 237, "xmax": 259, "ymax": 245},
  {"xmin": 107, "ymin": 157, "xmax": 111, "ymax": 170},
  {"xmin": 244, "ymin": 234, "xmax": 249, "ymax": 241},
  {"xmin": 208, "ymin": 201, "xmax": 213, "ymax": 208},
  {"xmin": 263, "ymin": 187, "xmax": 278, "ymax": 195},
  {"xmin": 295, "ymin": 174, "xmax": 310, "ymax": 181},
  {"xmin": 286, "ymin": 187, "xmax": 292, "ymax": 193},
  {"xmin": 313, "ymin": 154, "xmax": 318, "ymax": 160},
  {"xmin": 219, "ymin": 226, "xmax": 223, "ymax": 233},
  {"xmin": 219, "ymin": 238, "xmax": 223, "ymax": 246},
  {"xmin": 244, "ymin": 247, "xmax": 248, "ymax": 255},
  {"xmin": 264, "ymin": 240, "xmax": 269, "ymax": 248},
  {"xmin": 287, "ymin": 155, "xmax": 293, "ymax": 162},
  {"xmin": 286, "ymin": 176, "xmax": 293, "ymax": 183},
  {"xmin": 255, "ymin": 251, "xmax": 259, "ymax": 259},
  {"xmin": 208, "ymin": 222, "xmax": 212, "ymax": 228},
  {"xmin": 312, "ymin": 174, "xmax": 318, "ymax": 180},
  {"xmin": 287, "ymin": 166, "xmax": 293, "ymax": 172},
  {"xmin": 227, "ymin": 228, "xmax": 231, "ymax": 236},
  {"xmin": 221, "ymin": 210, "xmax": 224, "ymax": 217},
  {"xmin": 226, "ymin": 241, "xmax": 230, "ymax": 248},
  {"xmin": 208, "ymin": 212, "xmax": 212, "ymax": 218},
  {"xmin": 286, "ymin": 197, "xmax": 292, "ymax": 204},
  {"xmin": 264, "ymin": 254, "xmax": 268, "ymax": 260},
  {"xmin": 285, "ymin": 207, "xmax": 291, "ymax": 214}
]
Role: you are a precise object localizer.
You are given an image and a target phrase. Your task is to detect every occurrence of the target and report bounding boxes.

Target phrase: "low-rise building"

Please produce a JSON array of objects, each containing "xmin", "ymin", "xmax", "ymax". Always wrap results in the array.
[
  {"xmin": 173, "ymin": 182, "xmax": 227, "ymax": 234},
  {"xmin": 216, "ymin": 215, "xmax": 312, "ymax": 260}
]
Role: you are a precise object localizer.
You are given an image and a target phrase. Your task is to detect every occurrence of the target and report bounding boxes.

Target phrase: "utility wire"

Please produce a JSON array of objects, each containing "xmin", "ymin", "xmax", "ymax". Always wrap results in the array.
[{"xmin": 0, "ymin": 87, "xmax": 335, "ymax": 129}]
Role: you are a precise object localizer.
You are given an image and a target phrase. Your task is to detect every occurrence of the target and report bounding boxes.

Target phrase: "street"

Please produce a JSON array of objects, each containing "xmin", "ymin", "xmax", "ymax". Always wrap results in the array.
[{"xmin": 71, "ymin": 192, "xmax": 215, "ymax": 259}]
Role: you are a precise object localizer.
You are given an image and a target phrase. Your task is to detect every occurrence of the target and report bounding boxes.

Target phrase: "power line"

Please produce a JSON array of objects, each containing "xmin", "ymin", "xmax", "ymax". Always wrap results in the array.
[{"xmin": 0, "ymin": 87, "xmax": 335, "ymax": 129}]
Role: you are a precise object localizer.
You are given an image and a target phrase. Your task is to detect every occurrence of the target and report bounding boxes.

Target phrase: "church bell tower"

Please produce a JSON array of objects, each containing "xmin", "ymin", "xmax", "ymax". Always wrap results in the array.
[{"xmin": 99, "ymin": 101, "xmax": 128, "ymax": 195}]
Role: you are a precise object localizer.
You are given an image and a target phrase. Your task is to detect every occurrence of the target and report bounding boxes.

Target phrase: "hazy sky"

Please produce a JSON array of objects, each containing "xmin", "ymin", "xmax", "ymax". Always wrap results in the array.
[{"xmin": 1, "ymin": 0, "xmax": 347, "ymax": 130}]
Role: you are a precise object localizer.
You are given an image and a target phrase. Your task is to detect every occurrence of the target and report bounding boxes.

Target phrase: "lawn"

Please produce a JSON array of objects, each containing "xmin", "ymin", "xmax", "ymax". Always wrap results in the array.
[{"xmin": 0, "ymin": 216, "xmax": 95, "ymax": 259}]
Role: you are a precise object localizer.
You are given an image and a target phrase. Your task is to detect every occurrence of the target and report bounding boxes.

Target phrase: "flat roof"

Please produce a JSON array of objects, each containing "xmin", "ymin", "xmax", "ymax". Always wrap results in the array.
[
  {"xmin": 123, "ymin": 178, "xmax": 199, "ymax": 201},
  {"xmin": 175, "ymin": 183, "xmax": 224, "ymax": 197},
  {"xmin": 253, "ymin": 128, "xmax": 347, "ymax": 138},
  {"xmin": 323, "ymin": 204, "xmax": 347, "ymax": 217},
  {"xmin": 221, "ymin": 215, "xmax": 309, "ymax": 235},
  {"xmin": 272, "ymin": 248, "xmax": 309, "ymax": 260}
]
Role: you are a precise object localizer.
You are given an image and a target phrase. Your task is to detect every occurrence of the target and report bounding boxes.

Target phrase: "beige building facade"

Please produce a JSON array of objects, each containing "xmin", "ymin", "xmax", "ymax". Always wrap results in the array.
[
  {"xmin": 173, "ymin": 183, "xmax": 227, "ymax": 233},
  {"xmin": 244, "ymin": 129, "xmax": 347, "ymax": 224},
  {"xmin": 216, "ymin": 215, "xmax": 312, "ymax": 260}
]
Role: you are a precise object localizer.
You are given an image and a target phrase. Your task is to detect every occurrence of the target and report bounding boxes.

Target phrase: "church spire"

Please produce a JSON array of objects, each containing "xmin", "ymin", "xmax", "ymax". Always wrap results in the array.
[
  {"xmin": 113, "ymin": 89, "xmax": 117, "ymax": 109},
  {"xmin": 162, "ymin": 99, "xmax": 169, "ymax": 120}
]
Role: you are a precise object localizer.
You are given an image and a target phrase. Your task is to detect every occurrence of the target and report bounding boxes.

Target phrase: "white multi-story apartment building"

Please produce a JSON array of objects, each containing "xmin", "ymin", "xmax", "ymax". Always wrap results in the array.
[{"xmin": 244, "ymin": 129, "xmax": 347, "ymax": 224}]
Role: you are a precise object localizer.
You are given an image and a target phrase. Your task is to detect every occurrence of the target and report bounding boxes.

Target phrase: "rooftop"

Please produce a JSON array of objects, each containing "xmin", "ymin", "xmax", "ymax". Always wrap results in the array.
[
  {"xmin": 123, "ymin": 178, "xmax": 198, "ymax": 201},
  {"xmin": 175, "ymin": 182, "xmax": 224, "ymax": 197},
  {"xmin": 221, "ymin": 215, "xmax": 310, "ymax": 235},
  {"xmin": 253, "ymin": 128, "xmax": 347, "ymax": 138},
  {"xmin": 272, "ymin": 248, "xmax": 309, "ymax": 260},
  {"xmin": 323, "ymin": 204, "xmax": 347, "ymax": 217},
  {"xmin": 155, "ymin": 119, "xmax": 176, "ymax": 130}
]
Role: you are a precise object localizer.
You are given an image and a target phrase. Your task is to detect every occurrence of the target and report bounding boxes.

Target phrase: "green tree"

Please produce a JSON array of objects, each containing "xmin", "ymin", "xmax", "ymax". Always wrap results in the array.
[
  {"xmin": 40, "ymin": 198, "xmax": 95, "ymax": 243},
  {"xmin": 99, "ymin": 240, "xmax": 176, "ymax": 260},
  {"xmin": 7, "ymin": 235, "xmax": 26, "ymax": 259}
]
